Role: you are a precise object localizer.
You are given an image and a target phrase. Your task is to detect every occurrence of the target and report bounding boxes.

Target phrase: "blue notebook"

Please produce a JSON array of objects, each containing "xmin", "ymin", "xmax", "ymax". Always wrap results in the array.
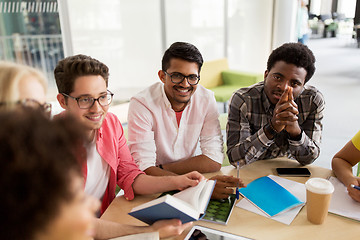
[{"xmin": 238, "ymin": 176, "xmax": 304, "ymax": 217}]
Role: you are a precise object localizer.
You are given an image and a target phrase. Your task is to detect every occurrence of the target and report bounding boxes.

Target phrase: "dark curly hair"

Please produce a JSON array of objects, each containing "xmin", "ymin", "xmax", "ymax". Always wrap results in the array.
[
  {"xmin": 162, "ymin": 42, "xmax": 203, "ymax": 72},
  {"xmin": 54, "ymin": 54, "xmax": 109, "ymax": 94},
  {"xmin": 0, "ymin": 108, "xmax": 87, "ymax": 240},
  {"xmin": 267, "ymin": 42, "xmax": 316, "ymax": 83}
]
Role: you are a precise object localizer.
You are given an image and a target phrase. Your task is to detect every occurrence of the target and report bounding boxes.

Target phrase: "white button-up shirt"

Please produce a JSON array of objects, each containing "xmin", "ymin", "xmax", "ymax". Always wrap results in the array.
[{"xmin": 128, "ymin": 82, "xmax": 224, "ymax": 171}]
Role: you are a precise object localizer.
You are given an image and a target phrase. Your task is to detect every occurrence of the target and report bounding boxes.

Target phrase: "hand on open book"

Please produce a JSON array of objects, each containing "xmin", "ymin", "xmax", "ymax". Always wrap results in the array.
[
  {"xmin": 210, "ymin": 175, "xmax": 246, "ymax": 199},
  {"xmin": 151, "ymin": 219, "xmax": 193, "ymax": 238},
  {"xmin": 175, "ymin": 171, "xmax": 206, "ymax": 191}
]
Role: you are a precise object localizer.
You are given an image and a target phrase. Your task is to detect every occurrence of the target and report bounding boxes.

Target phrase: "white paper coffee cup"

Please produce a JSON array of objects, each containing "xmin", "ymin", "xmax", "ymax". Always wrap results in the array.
[{"xmin": 305, "ymin": 178, "xmax": 334, "ymax": 224}]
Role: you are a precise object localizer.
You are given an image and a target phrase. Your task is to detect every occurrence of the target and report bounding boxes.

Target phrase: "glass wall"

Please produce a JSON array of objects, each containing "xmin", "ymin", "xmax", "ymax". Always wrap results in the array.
[
  {"xmin": 227, "ymin": 0, "xmax": 273, "ymax": 72},
  {"xmin": 61, "ymin": 0, "xmax": 281, "ymax": 100},
  {"xmin": 164, "ymin": 0, "xmax": 225, "ymax": 61},
  {"xmin": 0, "ymin": 0, "xmax": 63, "ymax": 88},
  {"xmin": 60, "ymin": 0, "xmax": 163, "ymax": 101},
  {"xmin": 2, "ymin": 0, "xmax": 357, "ymax": 101}
]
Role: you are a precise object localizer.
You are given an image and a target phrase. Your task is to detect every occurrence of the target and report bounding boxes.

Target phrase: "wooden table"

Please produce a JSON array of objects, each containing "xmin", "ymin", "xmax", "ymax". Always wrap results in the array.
[{"xmin": 101, "ymin": 158, "xmax": 359, "ymax": 239}]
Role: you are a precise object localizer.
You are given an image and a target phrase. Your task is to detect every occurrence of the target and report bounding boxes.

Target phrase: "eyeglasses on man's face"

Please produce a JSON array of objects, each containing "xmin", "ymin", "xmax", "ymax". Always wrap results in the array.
[
  {"xmin": 163, "ymin": 71, "xmax": 200, "ymax": 85},
  {"xmin": 61, "ymin": 90, "xmax": 114, "ymax": 109},
  {"xmin": 0, "ymin": 99, "xmax": 52, "ymax": 113}
]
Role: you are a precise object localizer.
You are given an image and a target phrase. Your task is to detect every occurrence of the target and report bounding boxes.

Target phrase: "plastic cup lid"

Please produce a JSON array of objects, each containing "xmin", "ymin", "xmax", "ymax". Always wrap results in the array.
[{"xmin": 305, "ymin": 177, "xmax": 334, "ymax": 194}]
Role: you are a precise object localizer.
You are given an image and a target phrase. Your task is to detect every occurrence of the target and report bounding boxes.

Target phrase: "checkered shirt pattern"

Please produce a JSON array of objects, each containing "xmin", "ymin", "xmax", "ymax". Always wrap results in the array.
[{"xmin": 226, "ymin": 81, "xmax": 324, "ymax": 167}]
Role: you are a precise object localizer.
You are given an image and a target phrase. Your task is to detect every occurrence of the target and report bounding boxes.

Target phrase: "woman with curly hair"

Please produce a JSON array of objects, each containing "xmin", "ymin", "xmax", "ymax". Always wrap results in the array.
[{"xmin": 0, "ymin": 109, "xmax": 99, "ymax": 240}]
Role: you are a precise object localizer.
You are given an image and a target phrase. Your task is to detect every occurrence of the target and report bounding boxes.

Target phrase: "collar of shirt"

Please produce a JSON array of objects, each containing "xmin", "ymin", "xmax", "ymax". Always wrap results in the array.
[
  {"xmin": 261, "ymin": 87, "xmax": 274, "ymax": 115},
  {"xmin": 160, "ymin": 84, "xmax": 192, "ymax": 112}
]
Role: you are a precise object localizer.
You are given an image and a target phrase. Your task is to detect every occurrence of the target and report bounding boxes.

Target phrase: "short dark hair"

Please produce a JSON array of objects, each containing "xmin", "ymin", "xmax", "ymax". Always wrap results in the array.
[
  {"xmin": 267, "ymin": 43, "xmax": 316, "ymax": 83},
  {"xmin": 54, "ymin": 54, "xmax": 109, "ymax": 94},
  {"xmin": 162, "ymin": 42, "xmax": 203, "ymax": 72},
  {"xmin": 0, "ymin": 108, "xmax": 86, "ymax": 240}
]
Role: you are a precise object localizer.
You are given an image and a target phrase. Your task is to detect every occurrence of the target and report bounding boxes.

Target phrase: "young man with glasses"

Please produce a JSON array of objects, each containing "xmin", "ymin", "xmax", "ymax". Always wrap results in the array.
[
  {"xmin": 128, "ymin": 42, "xmax": 244, "ymax": 199},
  {"xmin": 54, "ymin": 54, "xmax": 205, "ymax": 239},
  {"xmin": 227, "ymin": 42, "xmax": 325, "ymax": 167}
]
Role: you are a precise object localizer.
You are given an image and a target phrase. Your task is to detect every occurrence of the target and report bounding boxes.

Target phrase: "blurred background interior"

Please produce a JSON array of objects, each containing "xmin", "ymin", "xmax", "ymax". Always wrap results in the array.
[{"xmin": 1, "ymin": 0, "xmax": 359, "ymax": 171}]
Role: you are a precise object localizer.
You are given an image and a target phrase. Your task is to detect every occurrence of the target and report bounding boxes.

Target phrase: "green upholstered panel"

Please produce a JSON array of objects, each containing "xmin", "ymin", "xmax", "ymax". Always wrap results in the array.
[
  {"xmin": 209, "ymin": 70, "xmax": 263, "ymax": 103},
  {"xmin": 221, "ymin": 70, "xmax": 263, "ymax": 86},
  {"xmin": 210, "ymin": 85, "xmax": 246, "ymax": 102}
]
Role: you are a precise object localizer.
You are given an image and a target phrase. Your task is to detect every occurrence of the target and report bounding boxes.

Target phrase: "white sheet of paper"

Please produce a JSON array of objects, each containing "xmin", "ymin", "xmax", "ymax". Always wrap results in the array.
[
  {"xmin": 236, "ymin": 175, "xmax": 306, "ymax": 225},
  {"xmin": 109, "ymin": 232, "xmax": 159, "ymax": 240},
  {"xmin": 328, "ymin": 176, "xmax": 360, "ymax": 221}
]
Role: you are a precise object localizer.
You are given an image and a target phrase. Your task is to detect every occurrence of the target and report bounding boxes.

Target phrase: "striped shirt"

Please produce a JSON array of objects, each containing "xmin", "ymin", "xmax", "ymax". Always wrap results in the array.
[{"xmin": 226, "ymin": 81, "xmax": 324, "ymax": 166}]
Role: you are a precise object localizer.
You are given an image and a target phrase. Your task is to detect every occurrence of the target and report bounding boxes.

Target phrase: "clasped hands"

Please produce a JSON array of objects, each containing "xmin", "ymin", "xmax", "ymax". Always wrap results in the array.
[{"xmin": 271, "ymin": 86, "xmax": 302, "ymax": 138}]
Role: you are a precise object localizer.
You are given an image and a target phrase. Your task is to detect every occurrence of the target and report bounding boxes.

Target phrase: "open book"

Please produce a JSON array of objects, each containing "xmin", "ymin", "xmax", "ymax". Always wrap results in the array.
[
  {"xmin": 238, "ymin": 176, "xmax": 304, "ymax": 217},
  {"xmin": 129, "ymin": 180, "xmax": 216, "ymax": 224}
]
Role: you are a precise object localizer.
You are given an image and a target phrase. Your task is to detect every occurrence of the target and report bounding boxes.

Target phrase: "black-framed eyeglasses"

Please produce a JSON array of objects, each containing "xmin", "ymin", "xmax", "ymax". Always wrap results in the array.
[
  {"xmin": 61, "ymin": 90, "xmax": 114, "ymax": 109},
  {"xmin": 164, "ymin": 71, "xmax": 200, "ymax": 85},
  {"xmin": 0, "ymin": 99, "xmax": 52, "ymax": 113}
]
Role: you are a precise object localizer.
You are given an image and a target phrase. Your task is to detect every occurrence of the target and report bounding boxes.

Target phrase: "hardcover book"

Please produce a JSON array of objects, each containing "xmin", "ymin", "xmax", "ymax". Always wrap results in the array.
[{"xmin": 129, "ymin": 180, "xmax": 216, "ymax": 224}]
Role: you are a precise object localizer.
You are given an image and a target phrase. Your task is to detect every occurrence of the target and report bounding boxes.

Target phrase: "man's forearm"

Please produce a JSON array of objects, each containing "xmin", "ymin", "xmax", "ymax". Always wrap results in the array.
[
  {"xmin": 144, "ymin": 166, "xmax": 178, "ymax": 176},
  {"xmin": 227, "ymin": 126, "xmax": 274, "ymax": 165},
  {"xmin": 288, "ymin": 132, "xmax": 319, "ymax": 165},
  {"xmin": 289, "ymin": 95, "xmax": 323, "ymax": 164},
  {"xmin": 163, "ymin": 155, "xmax": 221, "ymax": 174}
]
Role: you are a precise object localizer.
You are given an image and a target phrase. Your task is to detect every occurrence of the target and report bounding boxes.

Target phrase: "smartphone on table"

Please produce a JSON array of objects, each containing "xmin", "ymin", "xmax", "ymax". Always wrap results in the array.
[{"xmin": 276, "ymin": 167, "xmax": 311, "ymax": 177}]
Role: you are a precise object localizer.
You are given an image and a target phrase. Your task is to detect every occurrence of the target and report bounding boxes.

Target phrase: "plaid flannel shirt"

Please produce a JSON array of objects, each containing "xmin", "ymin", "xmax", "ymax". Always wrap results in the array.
[{"xmin": 227, "ymin": 81, "xmax": 324, "ymax": 166}]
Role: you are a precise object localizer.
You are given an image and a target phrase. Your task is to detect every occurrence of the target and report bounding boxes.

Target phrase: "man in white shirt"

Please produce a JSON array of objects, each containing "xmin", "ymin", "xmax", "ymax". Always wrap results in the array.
[{"xmin": 128, "ymin": 42, "xmax": 244, "ymax": 199}]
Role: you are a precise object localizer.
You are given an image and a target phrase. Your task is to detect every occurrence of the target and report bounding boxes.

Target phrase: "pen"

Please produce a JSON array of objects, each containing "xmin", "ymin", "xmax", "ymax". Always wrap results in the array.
[
  {"xmin": 236, "ymin": 161, "xmax": 240, "ymax": 200},
  {"xmin": 350, "ymin": 184, "xmax": 360, "ymax": 191}
]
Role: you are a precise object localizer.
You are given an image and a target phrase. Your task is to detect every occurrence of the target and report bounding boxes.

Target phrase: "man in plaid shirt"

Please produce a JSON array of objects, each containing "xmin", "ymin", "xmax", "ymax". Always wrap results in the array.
[{"xmin": 227, "ymin": 43, "xmax": 324, "ymax": 167}]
